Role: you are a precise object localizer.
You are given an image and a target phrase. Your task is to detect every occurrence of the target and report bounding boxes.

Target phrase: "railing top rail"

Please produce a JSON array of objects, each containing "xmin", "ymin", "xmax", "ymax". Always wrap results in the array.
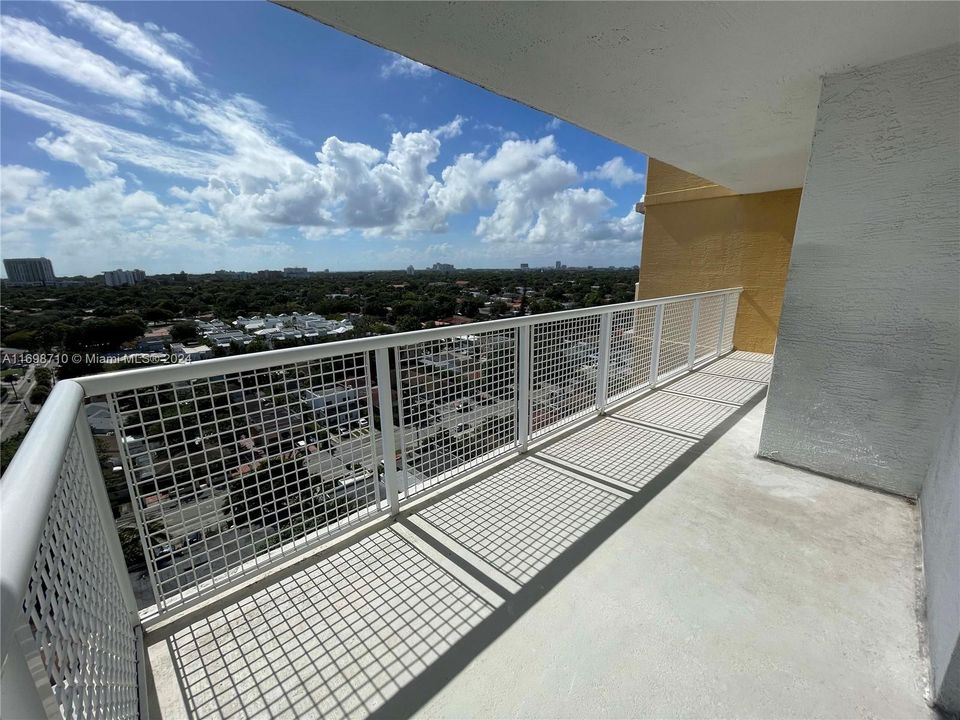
[
  {"xmin": 75, "ymin": 287, "xmax": 742, "ymax": 397},
  {"xmin": 0, "ymin": 380, "xmax": 84, "ymax": 660}
]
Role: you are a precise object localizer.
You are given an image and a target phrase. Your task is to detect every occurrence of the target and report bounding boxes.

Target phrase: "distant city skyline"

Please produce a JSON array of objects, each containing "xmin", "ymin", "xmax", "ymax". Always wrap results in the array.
[
  {"xmin": 1, "ymin": 254, "xmax": 637, "ymax": 281},
  {"xmin": 0, "ymin": 2, "xmax": 646, "ymax": 277}
]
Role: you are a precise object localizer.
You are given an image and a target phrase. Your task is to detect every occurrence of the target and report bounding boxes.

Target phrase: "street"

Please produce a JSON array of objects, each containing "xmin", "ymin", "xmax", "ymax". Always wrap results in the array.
[
  {"xmin": 0, "ymin": 358, "xmax": 57, "ymax": 442},
  {"xmin": 0, "ymin": 365, "xmax": 37, "ymax": 441}
]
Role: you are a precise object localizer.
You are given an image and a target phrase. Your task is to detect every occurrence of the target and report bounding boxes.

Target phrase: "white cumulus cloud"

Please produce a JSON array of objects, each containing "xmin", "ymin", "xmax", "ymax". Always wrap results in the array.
[
  {"xmin": 35, "ymin": 132, "xmax": 118, "ymax": 179},
  {"xmin": 586, "ymin": 156, "xmax": 645, "ymax": 187},
  {"xmin": 0, "ymin": 165, "xmax": 48, "ymax": 210}
]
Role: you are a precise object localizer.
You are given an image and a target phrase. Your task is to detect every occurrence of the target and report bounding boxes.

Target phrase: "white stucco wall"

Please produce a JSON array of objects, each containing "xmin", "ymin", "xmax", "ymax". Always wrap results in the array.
[
  {"xmin": 921, "ymin": 373, "xmax": 960, "ymax": 714},
  {"xmin": 758, "ymin": 44, "xmax": 960, "ymax": 497}
]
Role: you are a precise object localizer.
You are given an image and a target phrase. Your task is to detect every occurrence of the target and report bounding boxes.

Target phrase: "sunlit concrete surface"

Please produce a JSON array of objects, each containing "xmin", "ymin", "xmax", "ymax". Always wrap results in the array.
[{"xmin": 146, "ymin": 354, "xmax": 929, "ymax": 719}]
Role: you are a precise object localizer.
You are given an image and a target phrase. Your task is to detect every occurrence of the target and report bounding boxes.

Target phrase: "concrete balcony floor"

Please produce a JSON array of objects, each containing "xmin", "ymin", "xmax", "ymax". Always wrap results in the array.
[{"xmin": 145, "ymin": 353, "xmax": 929, "ymax": 719}]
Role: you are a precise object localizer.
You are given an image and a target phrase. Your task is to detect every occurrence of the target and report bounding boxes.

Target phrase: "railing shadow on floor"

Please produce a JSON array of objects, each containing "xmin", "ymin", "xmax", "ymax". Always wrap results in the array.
[
  {"xmin": 163, "ymin": 528, "xmax": 497, "ymax": 720},
  {"xmin": 147, "ymin": 362, "xmax": 769, "ymax": 720}
]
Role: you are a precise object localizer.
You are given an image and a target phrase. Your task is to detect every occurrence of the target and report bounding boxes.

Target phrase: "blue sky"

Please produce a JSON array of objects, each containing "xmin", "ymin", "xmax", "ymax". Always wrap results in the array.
[{"xmin": 0, "ymin": 1, "xmax": 646, "ymax": 276}]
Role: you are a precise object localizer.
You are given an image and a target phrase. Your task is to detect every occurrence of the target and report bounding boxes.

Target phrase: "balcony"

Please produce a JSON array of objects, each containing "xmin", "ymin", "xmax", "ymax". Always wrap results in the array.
[{"xmin": 0, "ymin": 289, "xmax": 930, "ymax": 719}]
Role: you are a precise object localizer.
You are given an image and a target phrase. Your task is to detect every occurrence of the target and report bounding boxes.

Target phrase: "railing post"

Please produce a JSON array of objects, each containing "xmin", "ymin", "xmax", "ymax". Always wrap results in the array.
[
  {"xmin": 374, "ymin": 347, "xmax": 401, "ymax": 516},
  {"xmin": 648, "ymin": 303, "xmax": 664, "ymax": 388},
  {"xmin": 595, "ymin": 312, "xmax": 613, "ymax": 414},
  {"xmin": 687, "ymin": 297, "xmax": 701, "ymax": 369},
  {"xmin": 716, "ymin": 293, "xmax": 728, "ymax": 358},
  {"xmin": 516, "ymin": 325, "xmax": 531, "ymax": 452}
]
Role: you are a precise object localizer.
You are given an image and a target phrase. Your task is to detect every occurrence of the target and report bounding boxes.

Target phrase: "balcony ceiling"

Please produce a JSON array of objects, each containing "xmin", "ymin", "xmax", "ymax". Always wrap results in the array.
[{"xmin": 278, "ymin": 1, "xmax": 959, "ymax": 194}]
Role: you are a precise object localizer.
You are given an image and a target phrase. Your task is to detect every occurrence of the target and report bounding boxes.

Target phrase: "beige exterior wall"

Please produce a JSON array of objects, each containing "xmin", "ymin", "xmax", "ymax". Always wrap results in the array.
[{"xmin": 637, "ymin": 159, "xmax": 800, "ymax": 353}]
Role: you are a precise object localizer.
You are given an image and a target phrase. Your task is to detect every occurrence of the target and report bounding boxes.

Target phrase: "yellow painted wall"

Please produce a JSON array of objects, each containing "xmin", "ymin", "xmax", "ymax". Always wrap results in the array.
[{"xmin": 638, "ymin": 159, "xmax": 800, "ymax": 353}]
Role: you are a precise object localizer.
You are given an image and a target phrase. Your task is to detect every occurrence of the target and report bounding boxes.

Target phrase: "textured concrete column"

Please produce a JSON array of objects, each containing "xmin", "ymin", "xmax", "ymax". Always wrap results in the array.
[
  {"xmin": 920, "ymin": 373, "xmax": 960, "ymax": 715},
  {"xmin": 758, "ymin": 44, "xmax": 960, "ymax": 497}
]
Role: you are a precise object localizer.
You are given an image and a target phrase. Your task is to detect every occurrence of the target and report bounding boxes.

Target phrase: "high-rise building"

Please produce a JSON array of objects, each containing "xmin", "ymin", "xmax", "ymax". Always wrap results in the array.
[
  {"xmin": 520, "ymin": 263, "xmax": 529, "ymax": 270},
  {"xmin": 555, "ymin": 260, "xmax": 561, "ymax": 270},
  {"xmin": 283, "ymin": 267, "xmax": 309, "ymax": 278},
  {"xmin": 432, "ymin": 262, "xmax": 455, "ymax": 272},
  {"xmin": 103, "ymin": 268, "xmax": 146, "ymax": 287},
  {"xmin": 3, "ymin": 257, "xmax": 56, "ymax": 286},
  {"xmin": 406, "ymin": 265, "xmax": 415, "ymax": 275}
]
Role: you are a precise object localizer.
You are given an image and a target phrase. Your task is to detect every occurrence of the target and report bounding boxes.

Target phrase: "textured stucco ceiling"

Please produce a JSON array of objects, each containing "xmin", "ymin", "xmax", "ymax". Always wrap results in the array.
[{"xmin": 278, "ymin": 1, "xmax": 959, "ymax": 194}]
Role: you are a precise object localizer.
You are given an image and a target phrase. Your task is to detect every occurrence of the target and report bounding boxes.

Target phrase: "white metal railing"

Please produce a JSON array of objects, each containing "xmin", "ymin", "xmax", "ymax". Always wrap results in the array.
[
  {"xmin": 1, "ymin": 287, "xmax": 740, "ymax": 699},
  {"xmin": 1, "ymin": 381, "xmax": 142, "ymax": 720}
]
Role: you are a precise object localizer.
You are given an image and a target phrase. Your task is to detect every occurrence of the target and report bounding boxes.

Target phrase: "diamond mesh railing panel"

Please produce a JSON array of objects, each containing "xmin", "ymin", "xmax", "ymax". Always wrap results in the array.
[
  {"xmin": 657, "ymin": 299, "xmax": 695, "ymax": 379},
  {"xmin": 106, "ymin": 351, "xmax": 384, "ymax": 610},
  {"xmin": 393, "ymin": 329, "xmax": 518, "ymax": 499},
  {"xmin": 22, "ymin": 429, "xmax": 139, "ymax": 719},
  {"xmin": 529, "ymin": 313, "xmax": 602, "ymax": 438},
  {"xmin": 606, "ymin": 305, "xmax": 656, "ymax": 402}
]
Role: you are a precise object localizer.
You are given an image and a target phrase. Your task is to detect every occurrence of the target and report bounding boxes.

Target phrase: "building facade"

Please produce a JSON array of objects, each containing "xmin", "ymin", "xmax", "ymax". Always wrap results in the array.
[
  {"xmin": 636, "ymin": 159, "xmax": 800, "ymax": 353},
  {"xmin": 104, "ymin": 268, "xmax": 146, "ymax": 287},
  {"xmin": 3, "ymin": 257, "xmax": 56, "ymax": 286}
]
